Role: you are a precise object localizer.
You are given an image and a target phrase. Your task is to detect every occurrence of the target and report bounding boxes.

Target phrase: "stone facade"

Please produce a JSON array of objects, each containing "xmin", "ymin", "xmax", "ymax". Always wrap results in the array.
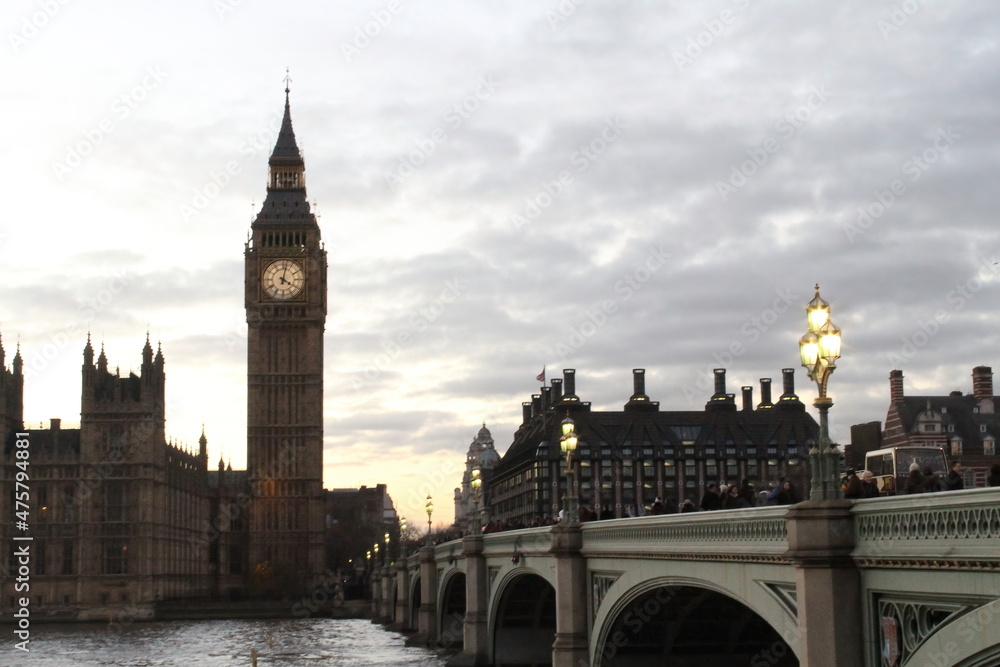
[
  {"xmin": 0, "ymin": 337, "xmax": 212, "ymax": 619},
  {"xmin": 453, "ymin": 424, "xmax": 500, "ymax": 528}
]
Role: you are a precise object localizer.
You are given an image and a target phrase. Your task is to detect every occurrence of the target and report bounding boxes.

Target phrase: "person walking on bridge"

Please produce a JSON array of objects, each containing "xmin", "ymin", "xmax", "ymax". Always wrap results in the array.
[
  {"xmin": 700, "ymin": 482, "xmax": 722, "ymax": 511},
  {"xmin": 945, "ymin": 461, "xmax": 965, "ymax": 491}
]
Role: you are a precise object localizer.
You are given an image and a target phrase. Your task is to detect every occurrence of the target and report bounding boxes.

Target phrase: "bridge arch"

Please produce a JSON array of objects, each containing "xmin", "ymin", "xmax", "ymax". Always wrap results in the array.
[
  {"xmin": 489, "ymin": 570, "xmax": 556, "ymax": 666},
  {"xmin": 594, "ymin": 575, "xmax": 800, "ymax": 666},
  {"xmin": 438, "ymin": 569, "xmax": 466, "ymax": 650},
  {"xmin": 904, "ymin": 599, "xmax": 1000, "ymax": 667}
]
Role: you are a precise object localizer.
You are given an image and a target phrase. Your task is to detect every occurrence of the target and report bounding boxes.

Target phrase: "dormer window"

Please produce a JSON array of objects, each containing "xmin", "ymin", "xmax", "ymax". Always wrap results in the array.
[
  {"xmin": 985, "ymin": 438, "xmax": 996, "ymax": 456},
  {"xmin": 923, "ymin": 424, "xmax": 937, "ymax": 432},
  {"xmin": 981, "ymin": 425, "xmax": 987, "ymax": 433},
  {"xmin": 951, "ymin": 438, "xmax": 963, "ymax": 456}
]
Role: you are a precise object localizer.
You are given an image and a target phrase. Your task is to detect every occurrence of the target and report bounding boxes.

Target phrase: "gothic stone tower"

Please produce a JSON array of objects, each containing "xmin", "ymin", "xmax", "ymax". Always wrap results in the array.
[
  {"xmin": 0, "ymin": 335, "xmax": 23, "ymax": 444},
  {"xmin": 245, "ymin": 86, "xmax": 327, "ymax": 594}
]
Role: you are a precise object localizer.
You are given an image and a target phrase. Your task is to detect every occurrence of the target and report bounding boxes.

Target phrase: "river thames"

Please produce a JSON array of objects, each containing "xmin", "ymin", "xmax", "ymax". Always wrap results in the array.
[{"xmin": 2, "ymin": 618, "xmax": 449, "ymax": 666}]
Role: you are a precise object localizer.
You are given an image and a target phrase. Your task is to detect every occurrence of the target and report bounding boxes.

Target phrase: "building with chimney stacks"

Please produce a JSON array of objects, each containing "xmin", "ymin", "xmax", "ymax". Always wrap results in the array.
[
  {"xmin": 485, "ymin": 368, "xmax": 819, "ymax": 524},
  {"xmin": 876, "ymin": 366, "xmax": 999, "ymax": 486}
]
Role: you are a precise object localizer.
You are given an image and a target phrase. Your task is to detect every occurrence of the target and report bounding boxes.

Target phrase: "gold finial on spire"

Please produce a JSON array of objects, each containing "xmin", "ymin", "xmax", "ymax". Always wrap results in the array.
[{"xmin": 283, "ymin": 67, "xmax": 292, "ymax": 94}]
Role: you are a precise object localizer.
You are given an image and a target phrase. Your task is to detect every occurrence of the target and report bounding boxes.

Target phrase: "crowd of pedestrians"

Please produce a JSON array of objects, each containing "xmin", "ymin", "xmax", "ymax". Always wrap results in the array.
[{"xmin": 453, "ymin": 465, "xmax": 1000, "ymax": 538}]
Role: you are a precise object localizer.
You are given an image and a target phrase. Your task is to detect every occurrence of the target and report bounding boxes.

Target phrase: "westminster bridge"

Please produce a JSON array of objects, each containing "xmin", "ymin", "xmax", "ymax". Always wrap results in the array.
[{"xmin": 371, "ymin": 489, "xmax": 1000, "ymax": 667}]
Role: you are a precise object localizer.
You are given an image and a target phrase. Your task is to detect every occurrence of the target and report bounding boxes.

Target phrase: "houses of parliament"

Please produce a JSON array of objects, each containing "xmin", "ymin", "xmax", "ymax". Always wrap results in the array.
[{"xmin": 0, "ymin": 86, "xmax": 328, "ymax": 619}]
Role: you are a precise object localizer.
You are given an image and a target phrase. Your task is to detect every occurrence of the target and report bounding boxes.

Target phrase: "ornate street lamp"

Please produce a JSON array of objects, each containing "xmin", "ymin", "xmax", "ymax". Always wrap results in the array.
[
  {"xmin": 425, "ymin": 494, "xmax": 434, "ymax": 547},
  {"xmin": 559, "ymin": 415, "xmax": 579, "ymax": 523},
  {"xmin": 399, "ymin": 517, "xmax": 408, "ymax": 558},
  {"xmin": 799, "ymin": 284, "xmax": 843, "ymax": 500},
  {"xmin": 469, "ymin": 465, "xmax": 482, "ymax": 535}
]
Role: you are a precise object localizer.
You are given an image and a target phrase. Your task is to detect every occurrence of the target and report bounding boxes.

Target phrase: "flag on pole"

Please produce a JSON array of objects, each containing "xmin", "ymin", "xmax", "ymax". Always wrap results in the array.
[{"xmin": 536, "ymin": 366, "xmax": 546, "ymax": 383}]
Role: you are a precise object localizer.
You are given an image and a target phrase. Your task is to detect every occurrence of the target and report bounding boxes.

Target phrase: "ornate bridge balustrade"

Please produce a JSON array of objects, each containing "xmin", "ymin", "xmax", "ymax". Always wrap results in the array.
[
  {"xmin": 374, "ymin": 488, "xmax": 1000, "ymax": 666},
  {"xmin": 852, "ymin": 490, "xmax": 1000, "ymax": 667}
]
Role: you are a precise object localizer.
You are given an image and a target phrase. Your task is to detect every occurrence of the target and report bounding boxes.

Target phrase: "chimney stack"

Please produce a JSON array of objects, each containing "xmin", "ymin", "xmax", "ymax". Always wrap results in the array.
[
  {"xmin": 531, "ymin": 394, "xmax": 541, "ymax": 417},
  {"xmin": 777, "ymin": 369, "xmax": 804, "ymax": 411},
  {"xmin": 522, "ymin": 401, "xmax": 532, "ymax": 423},
  {"xmin": 551, "ymin": 378, "xmax": 563, "ymax": 403},
  {"xmin": 563, "ymin": 369, "xmax": 578, "ymax": 401},
  {"xmin": 631, "ymin": 368, "xmax": 648, "ymax": 400},
  {"xmin": 972, "ymin": 366, "xmax": 993, "ymax": 399},
  {"xmin": 889, "ymin": 370, "xmax": 904, "ymax": 404},
  {"xmin": 706, "ymin": 369, "xmax": 736, "ymax": 411},
  {"xmin": 625, "ymin": 368, "xmax": 658, "ymax": 412},
  {"xmin": 741, "ymin": 386, "xmax": 753, "ymax": 411},
  {"xmin": 540, "ymin": 386, "xmax": 552, "ymax": 411},
  {"xmin": 757, "ymin": 378, "xmax": 773, "ymax": 409},
  {"xmin": 972, "ymin": 366, "xmax": 994, "ymax": 414},
  {"xmin": 713, "ymin": 368, "xmax": 727, "ymax": 397},
  {"xmin": 781, "ymin": 368, "xmax": 795, "ymax": 397}
]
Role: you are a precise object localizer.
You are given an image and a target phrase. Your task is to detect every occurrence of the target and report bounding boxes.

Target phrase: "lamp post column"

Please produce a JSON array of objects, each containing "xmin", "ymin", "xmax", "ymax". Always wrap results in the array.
[
  {"xmin": 799, "ymin": 284, "xmax": 843, "ymax": 501},
  {"xmin": 469, "ymin": 466, "xmax": 482, "ymax": 535},
  {"xmin": 559, "ymin": 416, "xmax": 579, "ymax": 524},
  {"xmin": 425, "ymin": 494, "xmax": 434, "ymax": 547},
  {"xmin": 814, "ymin": 396, "xmax": 838, "ymax": 500}
]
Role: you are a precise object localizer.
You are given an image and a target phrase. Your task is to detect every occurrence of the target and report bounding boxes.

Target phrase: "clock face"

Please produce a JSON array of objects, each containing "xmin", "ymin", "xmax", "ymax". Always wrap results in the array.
[{"xmin": 262, "ymin": 259, "xmax": 305, "ymax": 300}]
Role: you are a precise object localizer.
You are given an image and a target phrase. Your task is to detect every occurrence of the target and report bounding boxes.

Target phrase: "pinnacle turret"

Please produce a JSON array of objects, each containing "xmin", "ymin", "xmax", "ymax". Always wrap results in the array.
[
  {"xmin": 97, "ymin": 342, "xmax": 108, "ymax": 372},
  {"xmin": 12, "ymin": 342, "xmax": 21, "ymax": 375},
  {"xmin": 142, "ymin": 330, "xmax": 153, "ymax": 367},
  {"xmin": 84, "ymin": 332, "xmax": 94, "ymax": 366}
]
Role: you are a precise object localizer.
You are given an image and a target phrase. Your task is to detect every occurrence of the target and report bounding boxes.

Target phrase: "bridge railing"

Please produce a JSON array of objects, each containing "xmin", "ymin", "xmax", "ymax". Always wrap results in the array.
[
  {"xmin": 480, "ymin": 526, "xmax": 554, "ymax": 559},
  {"xmin": 579, "ymin": 506, "xmax": 790, "ymax": 560},
  {"xmin": 851, "ymin": 487, "xmax": 1000, "ymax": 564}
]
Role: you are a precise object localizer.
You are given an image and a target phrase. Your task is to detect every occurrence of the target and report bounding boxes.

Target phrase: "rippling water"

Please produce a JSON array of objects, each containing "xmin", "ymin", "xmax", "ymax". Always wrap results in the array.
[{"xmin": 4, "ymin": 618, "xmax": 449, "ymax": 666}]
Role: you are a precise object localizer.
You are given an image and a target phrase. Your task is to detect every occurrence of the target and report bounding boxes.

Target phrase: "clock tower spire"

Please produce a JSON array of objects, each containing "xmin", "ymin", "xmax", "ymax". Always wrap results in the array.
[{"xmin": 244, "ymin": 81, "xmax": 327, "ymax": 595}]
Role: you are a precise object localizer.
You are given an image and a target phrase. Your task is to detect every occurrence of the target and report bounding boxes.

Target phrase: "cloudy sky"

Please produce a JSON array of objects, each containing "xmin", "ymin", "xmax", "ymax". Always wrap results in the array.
[{"xmin": 4, "ymin": 0, "xmax": 999, "ymax": 525}]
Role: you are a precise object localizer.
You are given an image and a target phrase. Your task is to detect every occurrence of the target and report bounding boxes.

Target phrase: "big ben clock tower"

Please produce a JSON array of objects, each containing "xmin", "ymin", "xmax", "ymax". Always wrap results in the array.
[{"xmin": 245, "ymin": 83, "xmax": 326, "ymax": 593}]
